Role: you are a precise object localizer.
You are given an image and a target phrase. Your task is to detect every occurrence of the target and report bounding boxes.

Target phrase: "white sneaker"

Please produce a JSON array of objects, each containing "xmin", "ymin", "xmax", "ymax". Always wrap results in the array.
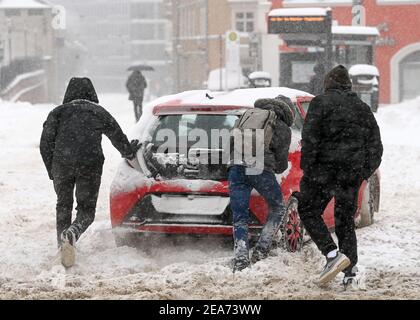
[
  {"xmin": 343, "ymin": 267, "xmax": 366, "ymax": 291},
  {"xmin": 60, "ymin": 229, "xmax": 77, "ymax": 268},
  {"xmin": 317, "ymin": 252, "xmax": 351, "ymax": 286}
]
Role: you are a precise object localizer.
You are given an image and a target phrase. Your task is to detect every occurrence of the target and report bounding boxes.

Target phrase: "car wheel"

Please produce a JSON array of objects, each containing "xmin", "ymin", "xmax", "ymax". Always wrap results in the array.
[
  {"xmin": 273, "ymin": 195, "xmax": 305, "ymax": 252},
  {"xmin": 355, "ymin": 176, "xmax": 378, "ymax": 228}
]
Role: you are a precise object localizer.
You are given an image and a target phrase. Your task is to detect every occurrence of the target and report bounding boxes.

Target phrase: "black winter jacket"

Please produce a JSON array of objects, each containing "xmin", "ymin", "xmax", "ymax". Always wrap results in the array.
[
  {"xmin": 40, "ymin": 78, "xmax": 134, "ymax": 180},
  {"xmin": 301, "ymin": 65, "xmax": 383, "ymax": 180},
  {"xmin": 126, "ymin": 71, "xmax": 147, "ymax": 100}
]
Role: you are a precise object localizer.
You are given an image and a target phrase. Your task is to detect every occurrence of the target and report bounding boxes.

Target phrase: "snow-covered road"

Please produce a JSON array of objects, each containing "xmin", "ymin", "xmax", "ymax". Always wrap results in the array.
[{"xmin": 0, "ymin": 94, "xmax": 419, "ymax": 299}]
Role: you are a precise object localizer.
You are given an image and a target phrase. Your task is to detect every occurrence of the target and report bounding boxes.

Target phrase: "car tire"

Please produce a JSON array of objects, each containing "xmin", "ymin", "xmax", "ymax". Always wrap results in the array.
[
  {"xmin": 273, "ymin": 195, "xmax": 305, "ymax": 252},
  {"xmin": 355, "ymin": 175, "xmax": 378, "ymax": 228}
]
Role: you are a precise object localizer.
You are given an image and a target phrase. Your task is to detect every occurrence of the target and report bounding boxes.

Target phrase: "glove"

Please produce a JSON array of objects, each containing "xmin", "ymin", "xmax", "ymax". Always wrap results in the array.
[
  {"xmin": 125, "ymin": 139, "xmax": 142, "ymax": 160},
  {"xmin": 130, "ymin": 139, "xmax": 142, "ymax": 153}
]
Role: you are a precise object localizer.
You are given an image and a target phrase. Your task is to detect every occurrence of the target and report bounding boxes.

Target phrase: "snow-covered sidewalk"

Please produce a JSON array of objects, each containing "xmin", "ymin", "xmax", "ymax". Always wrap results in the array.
[{"xmin": 0, "ymin": 94, "xmax": 419, "ymax": 299}]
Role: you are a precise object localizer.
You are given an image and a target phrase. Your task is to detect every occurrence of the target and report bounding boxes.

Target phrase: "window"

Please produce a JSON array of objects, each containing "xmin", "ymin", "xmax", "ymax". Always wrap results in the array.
[
  {"xmin": 5, "ymin": 9, "xmax": 21, "ymax": 17},
  {"xmin": 28, "ymin": 9, "xmax": 44, "ymax": 16},
  {"xmin": 130, "ymin": 2, "xmax": 159, "ymax": 19},
  {"xmin": 131, "ymin": 43, "xmax": 168, "ymax": 61},
  {"xmin": 235, "ymin": 12, "xmax": 254, "ymax": 33},
  {"xmin": 131, "ymin": 22, "xmax": 166, "ymax": 41}
]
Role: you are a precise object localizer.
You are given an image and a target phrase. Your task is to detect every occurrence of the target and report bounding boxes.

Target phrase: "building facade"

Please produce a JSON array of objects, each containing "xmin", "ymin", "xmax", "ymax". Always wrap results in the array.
[
  {"xmin": 170, "ymin": 0, "xmax": 278, "ymax": 92},
  {"xmin": 272, "ymin": 0, "xmax": 420, "ymax": 103},
  {"xmin": 0, "ymin": 0, "xmax": 57, "ymax": 102},
  {"xmin": 54, "ymin": 0, "xmax": 172, "ymax": 95}
]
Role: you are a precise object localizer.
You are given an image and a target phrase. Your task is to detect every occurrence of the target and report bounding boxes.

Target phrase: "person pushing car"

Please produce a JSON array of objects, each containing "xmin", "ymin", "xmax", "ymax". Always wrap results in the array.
[
  {"xmin": 298, "ymin": 65, "xmax": 383, "ymax": 289},
  {"xmin": 40, "ymin": 77, "xmax": 140, "ymax": 268}
]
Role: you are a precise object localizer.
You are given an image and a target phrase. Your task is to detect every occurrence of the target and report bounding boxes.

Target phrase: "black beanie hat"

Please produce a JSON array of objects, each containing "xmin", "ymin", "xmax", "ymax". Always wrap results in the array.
[{"xmin": 324, "ymin": 65, "xmax": 352, "ymax": 91}]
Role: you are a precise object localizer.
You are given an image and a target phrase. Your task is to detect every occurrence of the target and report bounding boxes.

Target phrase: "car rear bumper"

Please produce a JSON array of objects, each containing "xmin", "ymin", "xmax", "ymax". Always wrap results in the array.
[{"xmin": 118, "ymin": 222, "xmax": 263, "ymax": 236}]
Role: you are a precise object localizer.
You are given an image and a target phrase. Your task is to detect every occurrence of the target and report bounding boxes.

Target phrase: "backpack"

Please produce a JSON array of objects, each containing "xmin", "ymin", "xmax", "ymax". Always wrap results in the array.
[{"xmin": 232, "ymin": 108, "xmax": 277, "ymax": 164}]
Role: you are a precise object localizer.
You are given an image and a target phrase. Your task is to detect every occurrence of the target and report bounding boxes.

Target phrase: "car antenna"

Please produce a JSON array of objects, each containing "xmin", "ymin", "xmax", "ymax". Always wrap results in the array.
[{"xmin": 206, "ymin": 92, "xmax": 214, "ymax": 99}]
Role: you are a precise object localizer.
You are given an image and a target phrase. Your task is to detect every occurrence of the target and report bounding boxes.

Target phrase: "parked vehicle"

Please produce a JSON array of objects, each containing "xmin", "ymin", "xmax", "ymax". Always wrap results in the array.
[{"xmin": 110, "ymin": 88, "xmax": 380, "ymax": 252}]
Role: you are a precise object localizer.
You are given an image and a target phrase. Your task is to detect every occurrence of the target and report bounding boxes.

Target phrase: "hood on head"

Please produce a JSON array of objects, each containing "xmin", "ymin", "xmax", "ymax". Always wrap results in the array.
[
  {"xmin": 254, "ymin": 96, "xmax": 295, "ymax": 127},
  {"xmin": 324, "ymin": 65, "xmax": 352, "ymax": 91},
  {"xmin": 63, "ymin": 77, "xmax": 99, "ymax": 104}
]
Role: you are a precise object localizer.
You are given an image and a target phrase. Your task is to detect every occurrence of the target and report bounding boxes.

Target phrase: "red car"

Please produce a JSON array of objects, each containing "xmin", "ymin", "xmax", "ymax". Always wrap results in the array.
[{"xmin": 110, "ymin": 88, "xmax": 380, "ymax": 252}]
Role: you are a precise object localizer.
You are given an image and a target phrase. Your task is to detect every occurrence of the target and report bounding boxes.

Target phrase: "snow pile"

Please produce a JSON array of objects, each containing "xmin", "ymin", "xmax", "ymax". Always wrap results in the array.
[{"xmin": 0, "ymin": 94, "xmax": 419, "ymax": 299}]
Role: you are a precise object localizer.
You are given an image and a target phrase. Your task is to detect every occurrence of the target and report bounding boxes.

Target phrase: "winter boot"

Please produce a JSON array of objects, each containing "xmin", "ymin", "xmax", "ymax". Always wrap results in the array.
[
  {"xmin": 317, "ymin": 251, "xmax": 351, "ymax": 286},
  {"xmin": 250, "ymin": 248, "xmax": 269, "ymax": 264},
  {"xmin": 60, "ymin": 227, "xmax": 77, "ymax": 268},
  {"xmin": 232, "ymin": 257, "xmax": 250, "ymax": 273}
]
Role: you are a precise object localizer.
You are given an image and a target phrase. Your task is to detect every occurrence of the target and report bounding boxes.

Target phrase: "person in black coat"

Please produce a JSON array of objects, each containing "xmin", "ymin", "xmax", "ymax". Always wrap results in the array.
[
  {"xmin": 228, "ymin": 95, "xmax": 294, "ymax": 271},
  {"xmin": 308, "ymin": 62, "xmax": 325, "ymax": 96},
  {"xmin": 126, "ymin": 70, "xmax": 147, "ymax": 121},
  {"xmin": 40, "ymin": 77, "xmax": 139, "ymax": 267},
  {"xmin": 298, "ymin": 65, "xmax": 383, "ymax": 287}
]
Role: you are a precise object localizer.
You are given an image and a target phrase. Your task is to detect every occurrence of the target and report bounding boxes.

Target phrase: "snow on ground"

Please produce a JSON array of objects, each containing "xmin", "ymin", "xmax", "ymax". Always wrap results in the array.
[{"xmin": 0, "ymin": 94, "xmax": 419, "ymax": 299}]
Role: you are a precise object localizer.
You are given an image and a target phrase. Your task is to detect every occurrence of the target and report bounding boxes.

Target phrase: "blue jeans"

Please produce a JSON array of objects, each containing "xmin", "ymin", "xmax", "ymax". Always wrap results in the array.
[{"xmin": 228, "ymin": 165, "xmax": 286, "ymax": 261}]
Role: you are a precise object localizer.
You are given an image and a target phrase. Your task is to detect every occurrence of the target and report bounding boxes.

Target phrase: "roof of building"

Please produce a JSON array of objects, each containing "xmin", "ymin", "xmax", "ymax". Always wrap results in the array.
[{"xmin": 0, "ymin": 0, "xmax": 50, "ymax": 9}]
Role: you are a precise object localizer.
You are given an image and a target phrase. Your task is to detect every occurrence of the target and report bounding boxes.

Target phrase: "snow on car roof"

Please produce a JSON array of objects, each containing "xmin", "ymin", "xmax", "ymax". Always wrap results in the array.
[
  {"xmin": 269, "ymin": 7, "xmax": 330, "ymax": 17},
  {"xmin": 349, "ymin": 64, "xmax": 380, "ymax": 77},
  {"xmin": 332, "ymin": 26, "xmax": 380, "ymax": 36},
  {"xmin": 155, "ymin": 87, "xmax": 312, "ymax": 109}
]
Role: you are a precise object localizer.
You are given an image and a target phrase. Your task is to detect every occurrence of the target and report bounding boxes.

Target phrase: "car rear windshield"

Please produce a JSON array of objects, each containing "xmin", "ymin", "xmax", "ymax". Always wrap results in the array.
[
  {"xmin": 150, "ymin": 114, "xmax": 238, "ymax": 149},
  {"xmin": 145, "ymin": 114, "xmax": 239, "ymax": 180}
]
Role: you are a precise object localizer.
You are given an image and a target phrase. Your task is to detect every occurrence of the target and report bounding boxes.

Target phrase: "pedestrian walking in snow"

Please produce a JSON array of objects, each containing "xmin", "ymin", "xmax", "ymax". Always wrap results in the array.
[
  {"xmin": 308, "ymin": 62, "xmax": 326, "ymax": 96},
  {"xmin": 40, "ymin": 77, "xmax": 140, "ymax": 268},
  {"xmin": 298, "ymin": 65, "xmax": 383, "ymax": 288},
  {"xmin": 126, "ymin": 70, "xmax": 147, "ymax": 122},
  {"xmin": 228, "ymin": 96, "xmax": 294, "ymax": 272}
]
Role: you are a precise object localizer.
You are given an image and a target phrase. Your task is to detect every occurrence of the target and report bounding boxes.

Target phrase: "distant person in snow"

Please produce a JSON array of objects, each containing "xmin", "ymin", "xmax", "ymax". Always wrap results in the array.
[
  {"xmin": 40, "ymin": 77, "xmax": 141, "ymax": 268},
  {"xmin": 298, "ymin": 65, "xmax": 383, "ymax": 289},
  {"xmin": 228, "ymin": 96, "xmax": 294, "ymax": 272},
  {"xmin": 126, "ymin": 70, "xmax": 147, "ymax": 122},
  {"xmin": 308, "ymin": 62, "xmax": 326, "ymax": 96}
]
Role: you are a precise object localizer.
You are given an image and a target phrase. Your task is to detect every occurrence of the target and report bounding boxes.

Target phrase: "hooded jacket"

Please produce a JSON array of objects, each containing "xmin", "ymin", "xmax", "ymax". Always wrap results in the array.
[
  {"xmin": 230, "ymin": 96, "xmax": 293, "ymax": 174},
  {"xmin": 301, "ymin": 65, "xmax": 383, "ymax": 179},
  {"xmin": 40, "ymin": 77, "xmax": 133, "ymax": 179},
  {"xmin": 255, "ymin": 97, "xmax": 294, "ymax": 174}
]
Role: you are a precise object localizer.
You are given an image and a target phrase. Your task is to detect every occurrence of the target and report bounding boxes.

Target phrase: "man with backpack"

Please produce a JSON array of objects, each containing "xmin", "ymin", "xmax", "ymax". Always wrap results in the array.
[
  {"xmin": 298, "ymin": 65, "xmax": 383, "ymax": 288},
  {"xmin": 228, "ymin": 96, "xmax": 295, "ymax": 272}
]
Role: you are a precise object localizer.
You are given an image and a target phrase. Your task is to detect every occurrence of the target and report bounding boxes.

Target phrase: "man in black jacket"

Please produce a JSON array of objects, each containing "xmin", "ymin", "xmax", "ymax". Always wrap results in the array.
[
  {"xmin": 40, "ymin": 77, "xmax": 139, "ymax": 267},
  {"xmin": 308, "ymin": 62, "xmax": 325, "ymax": 96},
  {"xmin": 299, "ymin": 65, "xmax": 383, "ymax": 288},
  {"xmin": 229, "ymin": 96, "xmax": 294, "ymax": 271},
  {"xmin": 126, "ymin": 70, "xmax": 147, "ymax": 121}
]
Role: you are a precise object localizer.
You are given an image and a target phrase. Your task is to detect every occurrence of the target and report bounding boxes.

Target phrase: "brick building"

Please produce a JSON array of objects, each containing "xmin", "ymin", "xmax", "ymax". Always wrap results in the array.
[
  {"xmin": 170, "ymin": 0, "xmax": 278, "ymax": 92},
  {"xmin": 272, "ymin": 0, "xmax": 420, "ymax": 103}
]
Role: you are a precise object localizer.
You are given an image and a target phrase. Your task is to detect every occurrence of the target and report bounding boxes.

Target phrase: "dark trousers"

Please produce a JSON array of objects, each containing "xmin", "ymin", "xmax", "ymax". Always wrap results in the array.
[
  {"xmin": 132, "ymin": 96, "xmax": 144, "ymax": 121},
  {"xmin": 228, "ymin": 165, "xmax": 286, "ymax": 261},
  {"xmin": 52, "ymin": 163, "xmax": 102, "ymax": 246},
  {"xmin": 298, "ymin": 168, "xmax": 362, "ymax": 273}
]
